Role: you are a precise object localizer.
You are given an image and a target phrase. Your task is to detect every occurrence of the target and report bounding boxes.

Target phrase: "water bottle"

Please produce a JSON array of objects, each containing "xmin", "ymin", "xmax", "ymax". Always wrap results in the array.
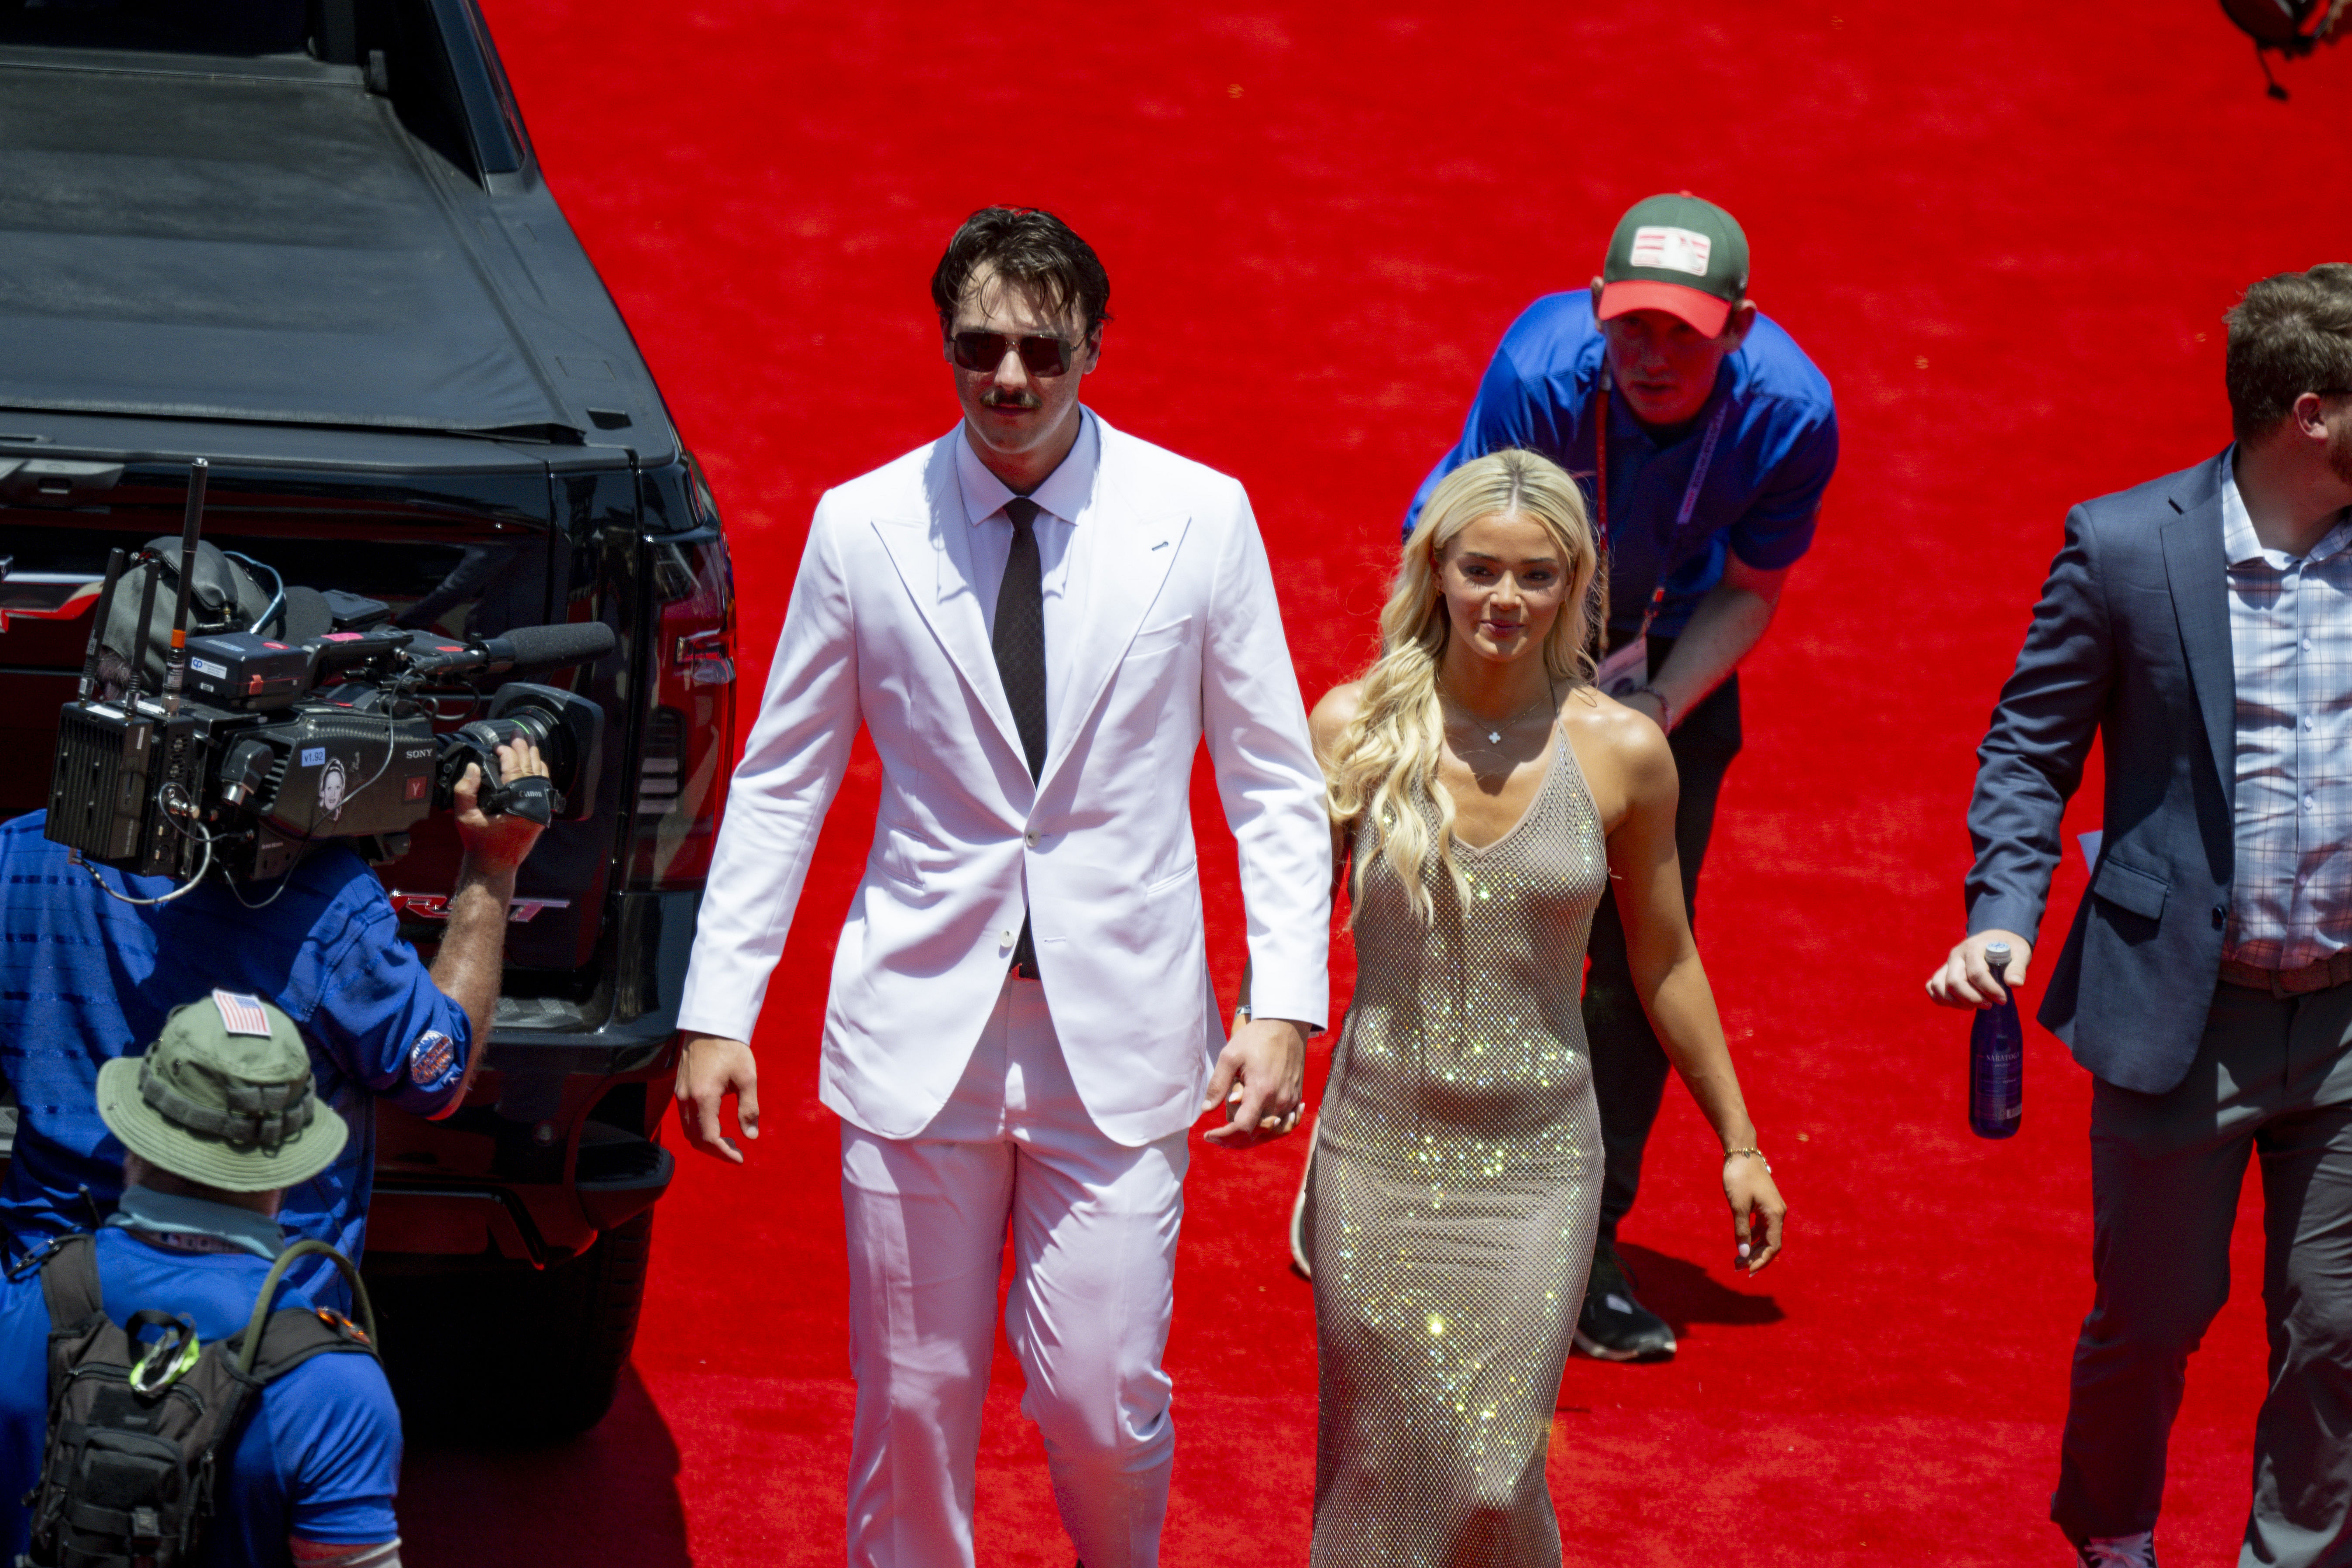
[{"xmin": 1969, "ymin": 941, "xmax": 2024, "ymax": 1139}]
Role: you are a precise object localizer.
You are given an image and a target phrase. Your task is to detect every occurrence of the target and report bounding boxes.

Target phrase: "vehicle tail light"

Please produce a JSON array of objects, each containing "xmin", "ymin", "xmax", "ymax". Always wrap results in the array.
[{"xmin": 628, "ymin": 531, "xmax": 735, "ymax": 888}]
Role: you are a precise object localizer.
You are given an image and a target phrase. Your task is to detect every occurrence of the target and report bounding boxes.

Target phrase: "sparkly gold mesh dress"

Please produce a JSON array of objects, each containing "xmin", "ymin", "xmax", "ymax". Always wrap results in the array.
[{"xmin": 1308, "ymin": 728, "xmax": 1606, "ymax": 1565}]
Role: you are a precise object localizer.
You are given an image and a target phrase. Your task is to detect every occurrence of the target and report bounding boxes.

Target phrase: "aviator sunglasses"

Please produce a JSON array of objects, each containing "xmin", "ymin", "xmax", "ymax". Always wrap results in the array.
[{"xmin": 949, "ymin": 330, "xmax": 1076, "ymax": 376}]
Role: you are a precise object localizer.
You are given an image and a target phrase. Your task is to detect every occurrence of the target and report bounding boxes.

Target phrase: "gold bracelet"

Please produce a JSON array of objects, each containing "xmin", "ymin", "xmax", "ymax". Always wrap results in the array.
[{"xmin": 1723, "ymin": 1146, "xmax": 1770, "ymax": 1173}]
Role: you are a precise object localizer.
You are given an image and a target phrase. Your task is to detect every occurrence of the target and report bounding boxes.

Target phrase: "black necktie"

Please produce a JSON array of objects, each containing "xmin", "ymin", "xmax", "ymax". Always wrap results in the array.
[
  {"xmin": 994, "ymin": 498, "xmax": 1047, "ymax": 977},
  {"xmin": 994, "ymin": 498, "xmax": 1049, "ymax": 781}
]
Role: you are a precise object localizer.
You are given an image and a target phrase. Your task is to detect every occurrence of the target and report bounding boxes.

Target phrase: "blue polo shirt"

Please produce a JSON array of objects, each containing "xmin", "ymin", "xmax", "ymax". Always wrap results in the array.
[
  {"xmin": 1406, "ymin": 291, "xmax": 1838, "ymax": 643},
  {"xmin": 0, "ymin": 1226, "xmax": 400, "ymax": 1565},
  {"xmin": 0, "ymin": 813, "xmax": 472, "ymax": 1307}
]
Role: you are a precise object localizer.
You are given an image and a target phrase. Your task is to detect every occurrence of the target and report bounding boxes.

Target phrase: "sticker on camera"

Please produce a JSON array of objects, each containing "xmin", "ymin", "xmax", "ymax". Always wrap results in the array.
[{"xmin": 316, "ymin": 758, "xmax": 349, "ymax": 819}]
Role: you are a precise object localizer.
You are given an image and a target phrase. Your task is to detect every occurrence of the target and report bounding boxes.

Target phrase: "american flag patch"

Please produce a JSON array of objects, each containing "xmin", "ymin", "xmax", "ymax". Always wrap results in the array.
[{"xmin": 210, "ymin": 990, "xmax": 273, "ymax": 1037}]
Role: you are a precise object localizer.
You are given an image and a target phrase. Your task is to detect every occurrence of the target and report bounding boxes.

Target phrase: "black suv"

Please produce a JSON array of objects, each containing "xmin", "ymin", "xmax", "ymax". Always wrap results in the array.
[{"xmin": 0, "ymin": 0, "xmax": 734, "ymax": 1437}]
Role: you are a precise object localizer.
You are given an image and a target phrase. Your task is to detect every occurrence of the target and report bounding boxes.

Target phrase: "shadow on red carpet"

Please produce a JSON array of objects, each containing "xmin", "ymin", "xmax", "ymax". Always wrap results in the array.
[
  {"xmin": 397, "ymin": 1369, "xmax": 690, "ymax": 1565},
  {"xmin": 1613, "ymin": 1241, "xmax": 1786, "ymax": 1334}
]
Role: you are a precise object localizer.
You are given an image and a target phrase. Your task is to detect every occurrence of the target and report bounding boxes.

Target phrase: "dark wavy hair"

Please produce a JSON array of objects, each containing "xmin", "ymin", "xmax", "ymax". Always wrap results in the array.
[
  {"xmin": 2225, "ymin": 263, "xmax": 2352, "ymax": 442},
  {"xmin": 930, "ymin": 206, "xmax": 1112, "ymax": 345}
]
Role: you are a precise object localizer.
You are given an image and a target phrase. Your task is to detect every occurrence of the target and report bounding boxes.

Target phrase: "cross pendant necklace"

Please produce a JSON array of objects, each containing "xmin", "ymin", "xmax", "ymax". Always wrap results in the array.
[{"xmin": 1439, "ymin": 682, "xmax": 1558, "ymax": 751}]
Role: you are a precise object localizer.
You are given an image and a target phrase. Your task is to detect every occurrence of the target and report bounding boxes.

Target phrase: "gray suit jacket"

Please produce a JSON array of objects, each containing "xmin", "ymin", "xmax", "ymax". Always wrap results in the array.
[{"xmin": 1967, "ymin": 453, "xmax": 2235, "ymax": 1095}]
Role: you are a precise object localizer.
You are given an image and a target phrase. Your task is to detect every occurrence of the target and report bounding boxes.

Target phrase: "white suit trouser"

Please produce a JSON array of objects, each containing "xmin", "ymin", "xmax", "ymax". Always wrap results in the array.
[{"xmin": 841, "ymin": 975, "xmax": 1189, "ymax": 1568}]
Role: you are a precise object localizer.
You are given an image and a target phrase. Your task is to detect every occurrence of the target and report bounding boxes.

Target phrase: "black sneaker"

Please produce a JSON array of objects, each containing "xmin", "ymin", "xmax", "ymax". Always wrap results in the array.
[{"xmin": 1574, "ymin": 1240, "xmax": 1676, "ymax": 1362}]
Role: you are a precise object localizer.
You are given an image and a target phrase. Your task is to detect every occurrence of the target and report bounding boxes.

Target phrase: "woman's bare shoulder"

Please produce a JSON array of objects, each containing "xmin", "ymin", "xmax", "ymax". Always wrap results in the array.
[
  {"xmin": 1310, "ymin": 680, "xmax": 1367, "ymax": 754},
  {"xmin": 1560, "ymin": 685, "xmax": 1676, "ymax": 793}
]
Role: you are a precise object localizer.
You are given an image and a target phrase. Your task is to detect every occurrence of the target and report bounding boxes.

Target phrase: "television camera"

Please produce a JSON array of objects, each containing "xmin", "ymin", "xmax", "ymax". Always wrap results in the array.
[{"xmin": 43, "ymin": 461, "xmax": 614, "ymax": 891}]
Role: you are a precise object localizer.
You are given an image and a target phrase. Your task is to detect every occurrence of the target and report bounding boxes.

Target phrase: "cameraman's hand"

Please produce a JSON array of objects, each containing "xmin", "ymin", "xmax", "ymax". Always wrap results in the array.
[
  {"xmin": 454, "ymin": 738, "xmax": 548, "ymax": 874},
  {"xmin": 675, "ymin": 1033, "xmax": 759, "ymax": 1164}
]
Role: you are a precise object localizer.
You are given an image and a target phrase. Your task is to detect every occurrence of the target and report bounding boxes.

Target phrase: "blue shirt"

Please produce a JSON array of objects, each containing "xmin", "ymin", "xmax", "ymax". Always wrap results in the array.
[
  {"xmin": 1406, "ymin": 292, "xmax": 1839, "ymax": 641},
  {"xmin": 0, "ymin": 813, "xmax": 472, "ymax": 1307},
  {"xmin": 0, "ymin": 1225, "xmax": 401, "ymax": 1565}
]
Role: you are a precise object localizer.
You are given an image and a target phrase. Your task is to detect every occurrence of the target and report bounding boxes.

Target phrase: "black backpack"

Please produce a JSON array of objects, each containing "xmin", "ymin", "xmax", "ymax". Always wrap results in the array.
[{"xmin": 17, "ymin": 1234, "xmax": 379, "ymax": 1568}]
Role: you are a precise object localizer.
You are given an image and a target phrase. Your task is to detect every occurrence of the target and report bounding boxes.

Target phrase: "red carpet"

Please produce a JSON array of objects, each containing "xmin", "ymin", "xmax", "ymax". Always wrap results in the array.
[{"xmin": 398, "ymin": 3, "xmax": 2352, "ymax": 1562}]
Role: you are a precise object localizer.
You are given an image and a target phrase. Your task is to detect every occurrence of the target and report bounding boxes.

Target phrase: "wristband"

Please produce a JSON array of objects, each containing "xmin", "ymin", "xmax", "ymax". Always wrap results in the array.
[{"xmin": 1723, "ymin": 1146, "xmax": 1769, "ymax": 1173}]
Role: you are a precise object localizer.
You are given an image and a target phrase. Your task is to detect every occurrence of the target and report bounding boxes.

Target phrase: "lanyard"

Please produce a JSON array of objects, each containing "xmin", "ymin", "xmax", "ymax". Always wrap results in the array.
[{"xmin": 1593, "ymin": 370, "xmax": 1731, "ymax": 652}]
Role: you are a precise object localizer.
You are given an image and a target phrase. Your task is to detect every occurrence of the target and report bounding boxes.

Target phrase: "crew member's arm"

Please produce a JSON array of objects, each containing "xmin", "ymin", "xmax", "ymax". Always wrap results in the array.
[
  {"xmin": 674, "ymin": 502, "xmax": 864, "ymax": 1162},
  {"xmin": 281, "ymin": 1346, "xmax": 405, "ymax": 1568},
  {"xmin": 1625, "ymin": 555, "xmax": 1789, "ymax": 728},
  {"xmin": 1926, "ymin": 503, "xmax": 2113, "ymax": 1007},
  {"xmin": 1198, "ymin": 485, "xmax": 1333, "ymax": 1149},
  {"xmin": 1603, "ymin": 706, "xmax": 1786, "ymax": 1272},
  {"xmin": 1623, "ymin": 406, "xmax": 1836, "ymax": 732},
  {"xmin": 303, "ymin": 739, "xmax": 545, "ymax": 1122},
  {"xmin": 425, "ymin": 738, "xmax": 549, "ymax": 1100}
]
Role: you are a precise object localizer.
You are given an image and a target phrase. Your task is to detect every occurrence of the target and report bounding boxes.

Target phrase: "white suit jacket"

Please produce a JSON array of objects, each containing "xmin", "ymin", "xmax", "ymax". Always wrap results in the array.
[{"xmin": 677, "ymin": 412, "xmax": 1332, "ymax": 1146}]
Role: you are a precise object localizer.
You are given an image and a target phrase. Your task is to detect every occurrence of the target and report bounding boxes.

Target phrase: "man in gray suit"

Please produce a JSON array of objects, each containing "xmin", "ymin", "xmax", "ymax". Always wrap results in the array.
[{"xmin": 1930, "ymin": 264, "xmax": 2352, "ymax": 1568}]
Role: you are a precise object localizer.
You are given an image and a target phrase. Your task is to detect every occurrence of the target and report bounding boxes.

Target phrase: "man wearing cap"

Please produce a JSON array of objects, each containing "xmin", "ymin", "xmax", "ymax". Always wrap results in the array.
[
  {"xmin": 0, "ymin": 732, "xmax": 548, "ymax": 1313},
  {"xmin": 0, "ymin": 992, "xmax": 404, "ymax": 1568},
  {"xmin": 1403, "ymin": 192, "xmax": 1836, "ymax": 1360}
]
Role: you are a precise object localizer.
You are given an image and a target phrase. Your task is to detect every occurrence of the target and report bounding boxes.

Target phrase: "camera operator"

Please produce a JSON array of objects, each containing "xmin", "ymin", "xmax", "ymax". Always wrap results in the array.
[{"xmin": 0, "ymin": 596, "xmax": 550, "ymax": 1312}]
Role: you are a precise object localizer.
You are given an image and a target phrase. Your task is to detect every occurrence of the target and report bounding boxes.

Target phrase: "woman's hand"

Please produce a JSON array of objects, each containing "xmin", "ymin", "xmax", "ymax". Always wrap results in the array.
[{"xmin": 1723, "ymin": 1151, "xmax": 1786, "ymax": 1273}]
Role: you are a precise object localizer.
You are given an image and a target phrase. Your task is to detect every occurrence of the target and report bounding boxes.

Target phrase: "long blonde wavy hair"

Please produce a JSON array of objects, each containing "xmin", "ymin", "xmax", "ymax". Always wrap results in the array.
[{"xmin": 1325, "ymin": 448, "xmax": 1601, "ymax": 925}]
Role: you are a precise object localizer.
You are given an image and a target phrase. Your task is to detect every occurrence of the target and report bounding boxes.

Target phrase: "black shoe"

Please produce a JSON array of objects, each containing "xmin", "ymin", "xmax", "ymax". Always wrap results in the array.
[
  {"xmin": 1574, "ymin": 1240, "xmax": 1676, "ymax": 1362},
  {"xmin": 2074, "ymin": 1536, "xmax": 2156, "ymax": 1568}
]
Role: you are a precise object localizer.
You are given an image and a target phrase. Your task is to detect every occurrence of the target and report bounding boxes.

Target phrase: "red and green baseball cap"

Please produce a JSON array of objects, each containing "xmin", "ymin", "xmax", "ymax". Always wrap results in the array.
[{"xmin": 1596, "ymin": 192, "xmax": 1750, "ymax": 339}]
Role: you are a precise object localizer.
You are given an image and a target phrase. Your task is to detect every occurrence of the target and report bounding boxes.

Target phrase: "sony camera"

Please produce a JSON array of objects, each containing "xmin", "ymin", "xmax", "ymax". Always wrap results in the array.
[{"xmin": 43, "ymin": 463, "xmax": 613, "ymax": 885}]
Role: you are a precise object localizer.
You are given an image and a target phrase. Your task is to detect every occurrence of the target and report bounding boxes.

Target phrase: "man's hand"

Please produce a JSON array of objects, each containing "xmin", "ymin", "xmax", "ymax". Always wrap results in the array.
[
  {"xmin": 675, "ymin": 1033, "xmax": 760, "ymax": 1164},
  {"xmin": 452, "ymin": 738, "xmax": 550, "ymax": 875},
  {"xmin": 1200, "ymin": 1018, "xmax": 1307, "ymax": 1149},
  {"xmin": 1926, "ymin": 930, "xmax": 2033, "ymax": 1008}
]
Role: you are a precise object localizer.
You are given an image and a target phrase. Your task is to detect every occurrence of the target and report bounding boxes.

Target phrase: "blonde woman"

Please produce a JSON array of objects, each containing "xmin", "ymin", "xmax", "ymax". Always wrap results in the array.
[{"xmin": 1303, "ymin": 447, "xmax": 1786, "ymax": 1563}]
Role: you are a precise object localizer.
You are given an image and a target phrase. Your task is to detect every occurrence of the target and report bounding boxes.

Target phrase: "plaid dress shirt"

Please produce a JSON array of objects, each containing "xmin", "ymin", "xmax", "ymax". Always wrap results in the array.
[{"xmin": 2222, "ymin": 454, "xmax": 2352, "ymax": 970}]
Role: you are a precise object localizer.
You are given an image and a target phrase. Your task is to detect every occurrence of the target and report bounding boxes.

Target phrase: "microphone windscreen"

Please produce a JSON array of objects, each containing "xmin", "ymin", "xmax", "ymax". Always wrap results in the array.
[
  {"xmin": 278, "ymin": 585, "xmax": 334, "ymax": 643},
  {"xmin": 498, "ymin": 620, "xmax": 617, "ymax": 672}
]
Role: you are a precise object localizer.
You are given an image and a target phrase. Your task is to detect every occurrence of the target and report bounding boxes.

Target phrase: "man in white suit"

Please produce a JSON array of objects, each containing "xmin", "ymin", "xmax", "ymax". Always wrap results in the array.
[{"xmin": 672, "ymin": 206, "xmax": 1332, "ymax": 1568}]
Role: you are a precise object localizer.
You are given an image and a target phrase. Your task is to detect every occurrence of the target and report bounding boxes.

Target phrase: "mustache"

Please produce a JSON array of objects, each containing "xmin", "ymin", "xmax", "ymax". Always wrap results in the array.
[{"xmin": 981, "ymin": 389, "xmax": 1042, "ymax": 410}]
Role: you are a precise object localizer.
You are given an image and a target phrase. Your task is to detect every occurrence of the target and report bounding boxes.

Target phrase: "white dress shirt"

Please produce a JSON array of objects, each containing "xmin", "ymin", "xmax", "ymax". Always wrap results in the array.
[
  {"xmin": 954, "ymin": 411, "xmax": 1099, "ymax": 743},
  {"xmin": 2222, "ymin": 451, "xmax": 2352, "ymax": 970}
]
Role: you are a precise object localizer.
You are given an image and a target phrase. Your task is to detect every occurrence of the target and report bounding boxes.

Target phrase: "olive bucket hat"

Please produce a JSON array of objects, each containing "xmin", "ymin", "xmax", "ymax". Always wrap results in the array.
[{"xmin": 96, "ymin": 990, "xmax": 347, "ymax": 1193}]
